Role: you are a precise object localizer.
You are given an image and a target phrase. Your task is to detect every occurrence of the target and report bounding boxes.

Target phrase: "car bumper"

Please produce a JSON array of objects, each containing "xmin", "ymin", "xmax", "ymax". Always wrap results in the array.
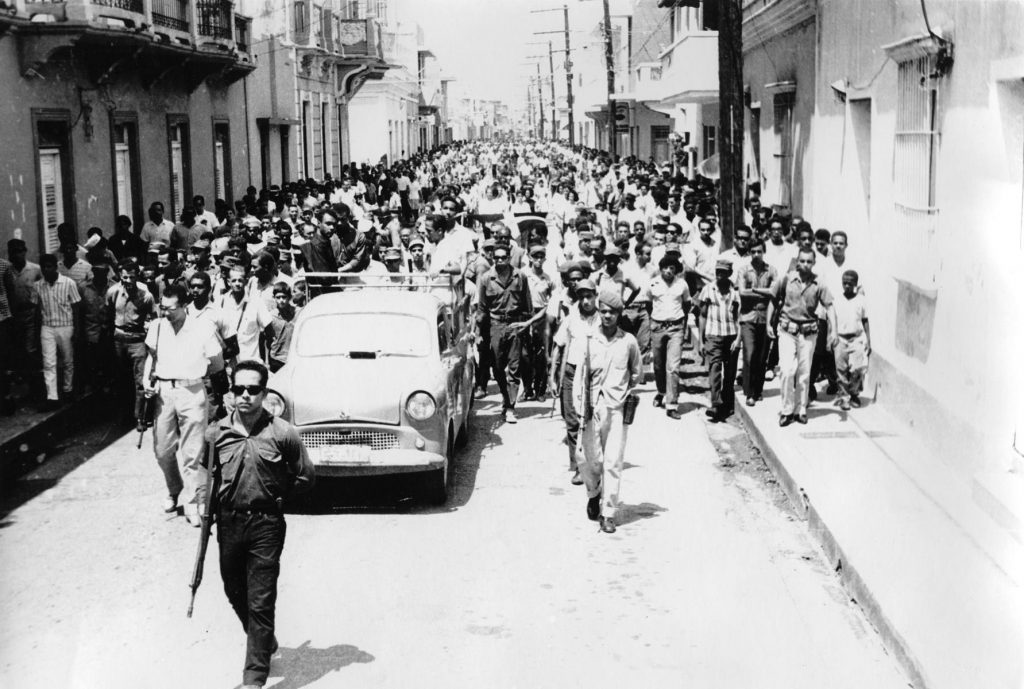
[{"xmin": 298, "ymin": 423, "xmax": 446, "ymax": 478}]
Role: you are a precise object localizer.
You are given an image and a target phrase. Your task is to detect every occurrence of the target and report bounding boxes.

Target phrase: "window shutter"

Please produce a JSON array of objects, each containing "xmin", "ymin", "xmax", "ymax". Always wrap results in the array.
[{"xmin": 39, "ymin": 149, "xmax": 63, "ymax": 253}]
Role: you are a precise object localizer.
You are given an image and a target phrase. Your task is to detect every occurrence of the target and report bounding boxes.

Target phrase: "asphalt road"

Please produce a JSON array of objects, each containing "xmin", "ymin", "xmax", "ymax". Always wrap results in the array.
[{"xmin": 0, "ymin": 360, "xmax": 909, "ymax": 689}]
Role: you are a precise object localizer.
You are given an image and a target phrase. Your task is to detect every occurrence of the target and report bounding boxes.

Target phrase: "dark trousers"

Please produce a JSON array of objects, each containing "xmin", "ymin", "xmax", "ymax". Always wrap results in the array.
[
  {"xmin": 621, "ymin": 305, "xmax": 651, "ymax": 356},
  {"xmin": 218, "ymin": 510, "xmax": 286, "ymax": 687},
  {"xmin": 0, "ymin": 318, "xmax": 12, "ymax": 408},
  {"xmin": 521, "ymin": 316, "xmax": 548, "ymax": 397},
  {"xmin": 489, "ymin": 322, "xmax": 522, "ymax": 410},
  {"xmin": 476, "ymin": 323, "xmax": 491, "ymax": 390},
  {"xmin": 114, "ymin": 338, "xmax": 148, "ymax": 421},
  {"xmin": 560, "ymin": 363, "xmax": 579, "ymax": 471},
  {"xmin": 810, "ymin": 317, "xmax": 836, "ymax": 388},
  {"xmin": 706, "ymin": 335, "xmax": 739, "ymax": 414},
  {"xmin": 740, "ymin": 321, "xmax": 769, "ymax": 399}
]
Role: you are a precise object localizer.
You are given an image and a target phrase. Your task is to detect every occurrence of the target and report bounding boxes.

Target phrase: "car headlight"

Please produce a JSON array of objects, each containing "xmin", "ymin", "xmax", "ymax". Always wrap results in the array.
[
  {"xmin": 263, "ymin": 390, "xmax": 286, "ymax": 417},
  {"xmin": 405, "ymin": 391, "xmax": 436, "ymax": 421}
]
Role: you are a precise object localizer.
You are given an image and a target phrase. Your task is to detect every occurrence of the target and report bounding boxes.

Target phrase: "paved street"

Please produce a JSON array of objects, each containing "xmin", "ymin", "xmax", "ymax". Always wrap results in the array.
[{"xmin": 0, "ymin": 362, "xmax": 909, "ymax": 689}]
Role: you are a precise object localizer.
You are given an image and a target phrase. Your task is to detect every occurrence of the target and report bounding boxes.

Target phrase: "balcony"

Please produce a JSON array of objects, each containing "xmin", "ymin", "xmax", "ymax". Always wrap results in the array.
[
  {"xmin": 2, "ymin": 0, "xmax": 255, "ymax": 87},
  {"xmin": 652, "ymin": 31, "xmax": 719, "ymax": 106}
]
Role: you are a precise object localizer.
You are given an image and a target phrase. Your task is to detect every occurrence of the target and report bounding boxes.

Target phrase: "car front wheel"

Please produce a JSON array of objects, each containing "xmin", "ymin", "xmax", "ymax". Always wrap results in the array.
[{"xmin": 423, "ymin": 431, "xmax": 455, "ymax": 505}]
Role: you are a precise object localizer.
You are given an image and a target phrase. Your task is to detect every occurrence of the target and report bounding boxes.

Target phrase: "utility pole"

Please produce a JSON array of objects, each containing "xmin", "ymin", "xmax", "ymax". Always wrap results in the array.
[
  {"xmin": 563, "ymin": 5, "xmax": 575, "ymax": 146},
  {"xmin": 601, "ymin": 0, "xmax": 616, "ymax": 158},
  {"xmin": 547, "ymin": 42, "xmax": 557, "ymax": 140},
  {"xmin": 718, "ymin": 0, "xmax": 743, "ymax": 250},
  {"xmin": 535, "ymin": 65, "xmax": 545, "ymax": 139}
]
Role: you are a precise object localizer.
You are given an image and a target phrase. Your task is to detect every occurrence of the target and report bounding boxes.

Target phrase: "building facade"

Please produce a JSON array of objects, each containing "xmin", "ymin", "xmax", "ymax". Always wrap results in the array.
[
  {"xmin": 243, "ymin": 0, "xmax": 388, "ymax": 186},
  {"xmin": 0, "ymin": 0, "xmax": 255, "ymax": 253}
]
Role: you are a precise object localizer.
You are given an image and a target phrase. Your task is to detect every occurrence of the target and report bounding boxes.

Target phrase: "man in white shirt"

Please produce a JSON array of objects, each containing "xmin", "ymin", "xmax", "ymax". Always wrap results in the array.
[
  {"xmin": 649, "ymin": 254, "xmax": 691, "ymax": 419},
  {"xmin": 193, "ymin": 195, "xmax": 219, "ymax": 230},
  {"xmin": 220, "ymin": 266, "xmax": 273, "ymax": 362},
  {"xmin": 140, "ymin": 201, "xmax": 175, "ymax": 246}
]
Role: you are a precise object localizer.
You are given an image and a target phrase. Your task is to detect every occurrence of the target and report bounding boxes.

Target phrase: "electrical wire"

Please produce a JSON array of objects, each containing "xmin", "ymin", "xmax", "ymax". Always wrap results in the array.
[{"xmin": 919, "ymin": 0, "xmax": 940, "ymax": 41}]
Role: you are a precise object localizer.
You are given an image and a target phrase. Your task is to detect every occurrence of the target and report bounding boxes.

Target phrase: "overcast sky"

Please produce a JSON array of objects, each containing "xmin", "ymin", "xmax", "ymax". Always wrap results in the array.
[{"xmin": 391, "ymin": 0, "xmax": 609, "ymax": 105}]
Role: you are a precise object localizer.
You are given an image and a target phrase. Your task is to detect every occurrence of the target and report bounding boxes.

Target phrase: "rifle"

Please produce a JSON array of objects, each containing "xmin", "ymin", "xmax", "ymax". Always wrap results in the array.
[
  {"xmin": 187, "ymin": 441, "xmax": 219, "ymax": 618},
  {"xmin": 135, "ymin": 394, "xmax": 153, "ymax": 449}
]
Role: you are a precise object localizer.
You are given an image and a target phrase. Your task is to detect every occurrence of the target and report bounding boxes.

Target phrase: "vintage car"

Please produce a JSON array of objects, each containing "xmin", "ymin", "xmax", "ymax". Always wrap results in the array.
[{"xmin": 264, "ymin": 278, "xmax": 476, "ymax": 503}]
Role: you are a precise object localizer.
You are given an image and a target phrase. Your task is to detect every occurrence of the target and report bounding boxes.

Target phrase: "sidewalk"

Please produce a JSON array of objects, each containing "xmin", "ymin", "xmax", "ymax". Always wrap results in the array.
[
  {"xmin": 736, "ymin": 376, "xmax": 1023, "ymax": 689},
  {"xmin": 0, "ymin": 391, "xmax": 104, "ymax": 489}
]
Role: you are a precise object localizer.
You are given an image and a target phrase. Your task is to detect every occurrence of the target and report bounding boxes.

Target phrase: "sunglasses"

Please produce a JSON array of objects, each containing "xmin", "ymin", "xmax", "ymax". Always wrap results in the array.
[
  {"xmin": 494, "ymin": 254, "xmax": 510, "ymax": 260},
  {"xmin": 230, "ymin": 384, "xmax": 265, "ymax": 396}
]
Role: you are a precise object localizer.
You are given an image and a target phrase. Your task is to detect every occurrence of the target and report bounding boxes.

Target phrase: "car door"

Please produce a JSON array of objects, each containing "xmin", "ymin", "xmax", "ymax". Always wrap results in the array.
[{"xmin": 437, "ymin": 311, "xmax": 461, "ymax": 428}]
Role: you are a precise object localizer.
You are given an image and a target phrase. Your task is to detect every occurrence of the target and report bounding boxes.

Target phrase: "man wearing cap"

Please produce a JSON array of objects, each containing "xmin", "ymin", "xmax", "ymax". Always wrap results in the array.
[
  {"xmin": 576, "ymin": 289, "xmax": 642, "ymax": 534},
  {"xmin": 549, "ymin": 278, "xmax": 599, "ymax": 484},
  {"xmin": 522, "ymin": 244, "xmax": 554, "ymax": 401},
  {"xmin": 477, "ymin": 244, "xmax": 533, "ymax": 423},
  {"xmin": 594, "ymin": 245, "xmax": 640, "ymax": 310},
  {"xmin": 650, "ymin": 253, "xmax": 691, "ymax": 419},
  {"xmin": 408, "ymin": 235, "xmax": 429, "ymax": 273},
  {"xmin": 696, "ymin": 259, "xmax": 742, "ymax": 422}
]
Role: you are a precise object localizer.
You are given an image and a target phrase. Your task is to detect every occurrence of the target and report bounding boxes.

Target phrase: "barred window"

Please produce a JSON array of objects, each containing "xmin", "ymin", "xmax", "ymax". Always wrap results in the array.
[{"xmin": 894, "ymin": 55, "xmax": 939, "ymax": 211}]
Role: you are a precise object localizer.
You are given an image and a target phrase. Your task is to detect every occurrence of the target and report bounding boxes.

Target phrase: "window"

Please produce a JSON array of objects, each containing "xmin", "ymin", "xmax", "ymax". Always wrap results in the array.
[
  {"xmin": 747, "ymin": 105, "xmax": 761, "ymax": 183},
  {"xmin": 772, "ymin": 92, "xmax": 795, "ymax": 209},
  {"xmin": 110, "ymin": 115, "xmax": 141, "ymax": 228},
  {"xmin": 321, "ymin": 101, "xmax": 330, "ymax": 177},
  {"xmin": 213, "ymin": 121, "xmax": 232, "ymax": 203},
  {"xmin": 34, "ymin": 111, "xmax": 74, "ymax": 254},
  {"xmin": 437, "ymin": 315, "xmax": 449, "ymax": 352},
  {"xmin": 894, "ymin": 55, "xmax": 939, "ymax": 211},
  {"xmin": 702, "ymin": 124, "xmax": 716, "ymax": 158},
  {"xmin": 293, "ymin": 0, "xmax": 309, "ymax": 43},
  {"xmin": 301, "ymin": 100, "xmax": 311, "ymax": 179},
  {"xmin": 167, "ymin": 118, "xmax": 191, "ymax": 221}
]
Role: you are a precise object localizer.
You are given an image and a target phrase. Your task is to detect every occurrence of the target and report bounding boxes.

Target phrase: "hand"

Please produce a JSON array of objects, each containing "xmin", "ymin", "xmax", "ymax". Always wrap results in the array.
[
  {"xmin": 767, "ymin": 327, "xmax": 777, "ymax": 341},
  {"xmin": 549, "ymin": 377, "xmax": 560, "ymax": 396},
  {"xmin": 143, "ymin": 380, "xmax": 158, "ymax": 397},
  {"xmin": 730, "ymin": 338, "xmax": 740, "ymax": 353},
  {"xmin": 865, "ymin": 342, "xmax": 872, "ymax": 357},
  {"xmin": 827, "ymin": 335, "xmax": 838, "ymax": 351}
]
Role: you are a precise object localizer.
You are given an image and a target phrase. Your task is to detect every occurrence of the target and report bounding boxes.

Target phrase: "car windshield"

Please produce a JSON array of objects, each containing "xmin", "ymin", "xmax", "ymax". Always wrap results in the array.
[{"xmin": 296, "ymin": 313, "xmax": 432, "ymax": 358}]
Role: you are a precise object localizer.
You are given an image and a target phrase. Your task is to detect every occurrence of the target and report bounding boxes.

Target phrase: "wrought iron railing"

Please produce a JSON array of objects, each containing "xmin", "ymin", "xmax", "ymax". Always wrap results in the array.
[
  {"xmin": 197, "ymin": 0, "xmax": 232, "ymax": 39},
  {"xmin": 234, "ymin": 14, "xmax": 250, "ymax": 52},
  {"xmin": 152, "ymin": 0, "xmax": 188, "ymax": 31}
]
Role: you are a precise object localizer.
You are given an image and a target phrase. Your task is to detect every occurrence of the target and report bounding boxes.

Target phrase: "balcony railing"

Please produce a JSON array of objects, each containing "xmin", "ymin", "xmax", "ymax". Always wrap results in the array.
[
  {"xmin": 197, "ymin": 0, "xmax": 232, "ymax": 39},
  {"xmin": 233, "ymin": 13, "xmax": 250, "ymax": 52},
  {"xmin": 92, "ymin": 0, "xmax": 143, "ymax": 12},
  {"xmin": 152, "ymin": 0, "xmax": 189, "ymax": 32}
]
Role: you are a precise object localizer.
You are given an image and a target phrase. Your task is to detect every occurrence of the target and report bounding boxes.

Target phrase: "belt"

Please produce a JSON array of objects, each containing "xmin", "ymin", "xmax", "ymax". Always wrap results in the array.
[
  {"xmin": 156, "ymin": 377, "xmax": 204, "ymax": 387},
  {"xmin": 652, "ymin": 318, "xmax": 684, "ymax": 326},
  {"xmin": 114, "ymin": 329, "xmax": 145, "ymax": 341},
  {"xmin": 219, "ymin": 506, "xmax": 282, "ymax": 517},
  {"xmin": 839, "ymin": 332, "xmax": 863, "ymax": 339},
  {"xmin": 489, "ymin": 314, "xmax": 523, "ymax": 323},
  {"xmin": 627, "ymin": 301, "xmax": 650, "ymax": 308}
]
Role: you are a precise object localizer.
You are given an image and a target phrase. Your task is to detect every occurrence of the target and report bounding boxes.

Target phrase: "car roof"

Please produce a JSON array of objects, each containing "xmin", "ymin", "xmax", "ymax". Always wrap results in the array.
[{"xmin": 300, "ymin": 290, "xmax": 445, "ymax": 320}]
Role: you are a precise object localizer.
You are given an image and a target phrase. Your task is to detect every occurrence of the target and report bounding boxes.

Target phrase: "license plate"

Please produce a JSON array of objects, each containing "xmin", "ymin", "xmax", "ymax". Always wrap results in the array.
[{"xmin": 319, "ymin": 445, "xmax": 371, "ymax": 465}]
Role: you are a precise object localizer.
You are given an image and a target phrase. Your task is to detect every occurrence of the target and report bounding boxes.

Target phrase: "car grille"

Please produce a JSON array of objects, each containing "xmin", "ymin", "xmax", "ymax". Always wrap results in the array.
[{"xmin": 300, "ymin": 429, "xmax": 399, "ymax": 452}]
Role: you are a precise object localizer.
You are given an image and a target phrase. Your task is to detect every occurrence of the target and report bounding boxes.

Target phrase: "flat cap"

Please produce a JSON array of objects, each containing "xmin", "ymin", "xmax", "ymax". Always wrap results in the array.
[
  {"xmin": 575, "ymin": 278, "xmax": 597, "ymax": 294},
  {"xmin": 598, "ymin": 290, "xmax": 624, "ymax": 311}
]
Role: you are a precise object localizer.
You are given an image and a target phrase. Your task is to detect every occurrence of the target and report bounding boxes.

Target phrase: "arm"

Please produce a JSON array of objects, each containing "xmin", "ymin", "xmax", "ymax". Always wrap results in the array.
[
  {"xmin": 623, "ymin": 275, "xmax": 640, "ymax": 308},
  {"xmin": 863, "ymin": 318, "xmax": 871, "ymax": 356},
  {"xmin": 283, "ymin": 427, "xmax": 316, "ymax": 496},
  {"xmin": 826, "ymin": 304, "xmax": 838, "ymax": 351}
]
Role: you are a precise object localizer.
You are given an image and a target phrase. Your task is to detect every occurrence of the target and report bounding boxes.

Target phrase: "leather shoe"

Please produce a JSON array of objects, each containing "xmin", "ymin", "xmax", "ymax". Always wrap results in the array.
[
  {"xmin": 162, "ymin": 495, "xmax": 178, "ymax": 513},
  {"xmin": 504, "ymin": 409, "xmax": 517, "ymax": 424},
  {"xmin": 666, "ymin": 409, "xmax": 682, "ymax": 420},
  {"xmin": 826, "ymin": 382, "xmax": 839, "ymax": 395},
  {"xmin": 838, "ymin": 399, "xmax": 851, "ymax": 411},
  {"xmin": 795, "ymin": 413, "xmax": 808, "ymax": 424},
  {"xmin": 599, "ymin": 517, "xmax": 616, "ymax": 534},
  {"xmin": 586, "ymin": 496, "xmax": 600, "ymax": 521},
  {"xmin": 779, "ymin": 414, "xmax": 793, "ymax": 427},
  {"xmin": 850, "ymin": 395, "xmax": 862, "ymax": 408},
  {"xmin": 652, "ymin": 394, "xmax": 664, "ymax": 408},
  {"xmin": 270, "ymin": 635, "xmax": 279, "ymax": 655},
  {"xmin": 185, "ymin": 514, "xmax": 202, "ymax": 528},
  {"xmin": 808, "ymin": 386, "xmax": 818, "ymax": 402},
  {"xmin": 704, "ymin": 408, "xmax": 717, "ymax": 418},
  {"xmin": 570, "ymin": 471, "xmax": 583, "ymax": 485},
  {"xmin": 745, "ymin": 397, "xmax": 755, "ymax": 407}
]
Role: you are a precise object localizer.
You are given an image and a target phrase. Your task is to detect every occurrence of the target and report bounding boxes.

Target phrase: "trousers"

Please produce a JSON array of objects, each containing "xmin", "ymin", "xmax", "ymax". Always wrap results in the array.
[
  {"xmin": 560, "ymin": 363, "xmax": 579, "ymax": 471},
  {"xmin": 739, "ymin": 321, "xmax": 769, "ymax": 399},
  {"xmin": 777, "ymin": 328, "xmax": 817, "ymax": 416},
  {"xmin": 114, "ymin": 339, "xmax": 148, "ymax": 420},
  {"xmin": 834, "ymin": 334, "xmax": 868, "ymax": 403},
  {"xmin": 475, "ymin": 322, "xmax": 491, "ymax": 390},
  {"xmin": 705, "ymin": 335, "xmax": 738, "ymax": 413},
  {"xmin": 489, "ymin": 321, "xmax": 522, "ymax": 410},
  {"xmin": 621, "ymin": 305, "xmax": 651, "ymax": 357},
  {"xmin": 153, "ymin": 381, "xmax": 208, "ymax": 513},
  {"xmin": 41, "ymin": 325, "xmax": 74, "ymax": 400},
  {"xmin": 579, "ymin": 403, "xmax": 628, "ymax": 519},
  {"xmin": 218, "ymin": 510, "xmax": 286, "ymax": 687},
  {"xmin": 651, "ymin": 321, "xmax": 685, "ymax": 404},
  {"xmin": 520, "ymin": 316, "xmax": 548, "ymax": 397},
  {"xmin": 810, "ymin": 317, "xmax": 837, "ymax": 387}
]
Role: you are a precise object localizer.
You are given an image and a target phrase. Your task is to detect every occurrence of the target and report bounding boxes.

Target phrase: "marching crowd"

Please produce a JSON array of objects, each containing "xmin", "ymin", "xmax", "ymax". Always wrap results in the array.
[{"xmin": 0, "ymin": 138, "xmax": 873, "ymax": 689}]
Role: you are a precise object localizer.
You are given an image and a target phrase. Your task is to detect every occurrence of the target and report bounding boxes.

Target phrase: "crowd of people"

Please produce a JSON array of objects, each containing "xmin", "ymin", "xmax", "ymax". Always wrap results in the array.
[{"xmin": 0, "ymin": 137, "xmax": 873, "ymax": 689}]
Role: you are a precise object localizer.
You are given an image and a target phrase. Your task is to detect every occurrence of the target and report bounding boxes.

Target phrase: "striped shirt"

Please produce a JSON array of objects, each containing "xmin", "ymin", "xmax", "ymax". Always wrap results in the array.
[
  {"xmin": 36, "ymin": 274, "xmax": 81, "ymax": 327},
  {"xmin": 698, "ymin": 282, "xmax": 740, "ymax": 337},
  {"xmin": 58, "ymin": 258, "xmax": 93, "ymax": 292},
  {"xmin": 106, "ymin": 282, "xmax": 155, "ymax": 334}
]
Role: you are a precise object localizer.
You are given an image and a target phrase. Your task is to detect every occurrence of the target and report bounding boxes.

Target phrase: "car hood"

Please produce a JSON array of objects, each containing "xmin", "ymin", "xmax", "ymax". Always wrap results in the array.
[{"xmin": 278, "ymin": 356, "xmax": 435, "ymax": 426}]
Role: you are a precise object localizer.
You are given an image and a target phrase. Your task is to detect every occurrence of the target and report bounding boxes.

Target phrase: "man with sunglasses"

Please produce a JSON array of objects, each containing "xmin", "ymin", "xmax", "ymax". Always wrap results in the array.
[
  {"xmin": 143, "ymin": 284, "xmax": 223, "ymax": 525},
  {"xmin": 206, "ymin": 360, "xmax": 314, "ymax": 689},
  {"xmin": 477, "ymin": 245, "xmax": 533, "ymax": 423}
]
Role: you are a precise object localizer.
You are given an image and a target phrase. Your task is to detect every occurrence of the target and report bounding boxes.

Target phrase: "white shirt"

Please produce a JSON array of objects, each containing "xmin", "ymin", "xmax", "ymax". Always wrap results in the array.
[
  {"xmin": 196, "ymin": 210, "xmax": 219, "ymax": 229},
  {"xmin": 650, "ymin": 276, "xmax": 691, "ymax": 322},
  {"xmin": 553, "ymin": 308, "xmax": 600, "ymax": 366},
  {"xmin": 145, "ymin": 316, "xmax": 220, "ymax": 380},
  {"xmin": 140, "ymin": 219, "xmax": 175, "ymax": 245},
  {"xmin": 219, "ymin": 292, "xmax": 272, "ymax": 361},
  {"xmin": 430, "ymin": 226, "xmax": 477, "ymax": 274}
]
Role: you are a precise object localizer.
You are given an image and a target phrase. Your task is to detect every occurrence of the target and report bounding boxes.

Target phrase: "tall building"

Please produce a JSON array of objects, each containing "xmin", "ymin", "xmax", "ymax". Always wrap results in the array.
[
  {"xmin": 0, "ymin": 0, "xmax": 255, "ymax": 253},
  {"xmin": 242, "ymin": 0, "xmax": 390, "ymax": 185}
]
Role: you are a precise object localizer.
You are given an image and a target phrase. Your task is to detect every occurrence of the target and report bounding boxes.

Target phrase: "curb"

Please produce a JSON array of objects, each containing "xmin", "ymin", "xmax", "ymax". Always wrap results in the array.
[
  {"xmin": 0, "ymin": 393, "xmax": 103, "ymax": 488},
  {"xmin": 735, "ymin": 400, "xmax": 930, "ymax": 689}
]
